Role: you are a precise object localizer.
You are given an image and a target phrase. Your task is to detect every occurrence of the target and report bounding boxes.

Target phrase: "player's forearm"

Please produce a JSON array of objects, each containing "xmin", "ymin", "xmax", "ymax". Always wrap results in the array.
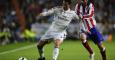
[
  {"xmin": 36, "ymin": 11, "xmax": 51, "ymax": 20},
  {"xmin": 40, "ymin": 12, "xmax": 49, "ymax": 16}
]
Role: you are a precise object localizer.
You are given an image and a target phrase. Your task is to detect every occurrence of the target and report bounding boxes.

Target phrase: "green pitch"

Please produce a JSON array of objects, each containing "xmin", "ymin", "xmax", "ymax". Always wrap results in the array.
[{"xmin": 0, "ymin": 40, "xmax": 115, "ymax": 60}]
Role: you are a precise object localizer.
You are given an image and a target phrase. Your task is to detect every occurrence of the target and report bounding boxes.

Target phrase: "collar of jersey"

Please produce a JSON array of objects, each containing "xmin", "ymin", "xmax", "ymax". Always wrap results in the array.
[{"xmin": 63, "ymin": 8, "xmax": 71, "ymax": 12}]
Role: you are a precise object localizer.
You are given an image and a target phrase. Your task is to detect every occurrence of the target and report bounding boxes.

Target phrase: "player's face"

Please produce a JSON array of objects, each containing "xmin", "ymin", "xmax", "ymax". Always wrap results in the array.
[
  {"xmin": 77, "ymin": 0, "xmax": 81, "ymax": 3},
  {"xmin": 62, "ymin": 1, "xmax": 69, "ymax": 10},
  {"xmin": 83, "ymin": 0, "xmax": 88, "ymax": 5}
]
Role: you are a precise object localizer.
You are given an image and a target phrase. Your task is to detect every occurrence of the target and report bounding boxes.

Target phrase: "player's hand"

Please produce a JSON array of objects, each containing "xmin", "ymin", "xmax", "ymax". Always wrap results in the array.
[
  {"xmin": 86, "ymin": 30, "xmax": 91, "ymax": 34},
  {"xmin": 36, "ymin": 13, "xmax": 43, "ymax": 20},
  {"xmin": 39, "ymin": 13, "xmax": 43, "ymax": 16}
]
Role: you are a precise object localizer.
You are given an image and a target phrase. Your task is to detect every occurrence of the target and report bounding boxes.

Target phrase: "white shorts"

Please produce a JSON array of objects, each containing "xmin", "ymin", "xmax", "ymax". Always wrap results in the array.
[{"xmin": 40, "ymin": 30, "xmax": 66, "ymax": 41}]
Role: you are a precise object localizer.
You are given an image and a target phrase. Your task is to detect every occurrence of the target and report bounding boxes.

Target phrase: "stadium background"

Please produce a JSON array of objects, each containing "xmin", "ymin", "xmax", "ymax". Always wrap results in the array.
[{"xmin": 0, "ymin": 0, "xmax": 115, "ymax": 60}]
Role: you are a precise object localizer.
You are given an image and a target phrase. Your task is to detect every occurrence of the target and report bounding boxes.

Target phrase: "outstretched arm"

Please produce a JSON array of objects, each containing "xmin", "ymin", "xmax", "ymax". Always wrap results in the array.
[
  {"xmin": 36, "ymin": 8, "xmax": 55, "ymax": 19},
  {"xmin": 39, "ymin": 8, "xmax": 55, "ymax": 16},
  {"xmin": 38, "ymin": 8, "xmax": 54, "ymax": 16}
]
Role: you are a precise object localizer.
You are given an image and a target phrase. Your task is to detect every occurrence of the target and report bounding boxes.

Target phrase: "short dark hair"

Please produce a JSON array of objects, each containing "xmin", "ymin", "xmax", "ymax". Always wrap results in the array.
[{"xmin": 63, "ymin": 0, "xmax": 71, "ymax": 4}]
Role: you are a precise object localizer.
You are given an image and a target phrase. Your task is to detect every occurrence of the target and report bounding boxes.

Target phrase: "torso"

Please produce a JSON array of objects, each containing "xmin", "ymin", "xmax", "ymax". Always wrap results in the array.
[
  {"xmin": 49, "ymin": 7, "xmax": 77, "ymax": 32},
  {"xmin": 75, "ymin": 3, "xmax": 96, "ymax": 31}
]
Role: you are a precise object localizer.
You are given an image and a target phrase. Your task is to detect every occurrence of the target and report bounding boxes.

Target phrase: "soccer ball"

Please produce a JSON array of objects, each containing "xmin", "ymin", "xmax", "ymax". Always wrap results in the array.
[{"xmin": 18, "ymin": 57, "xmax": 27, "ymax": 60}]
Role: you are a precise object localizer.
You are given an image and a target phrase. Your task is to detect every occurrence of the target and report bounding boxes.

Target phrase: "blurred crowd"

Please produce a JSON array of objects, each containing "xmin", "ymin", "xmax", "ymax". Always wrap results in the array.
[{"xmin": 0, "ymin": 0, "xmax": 115, "ymax": 45}]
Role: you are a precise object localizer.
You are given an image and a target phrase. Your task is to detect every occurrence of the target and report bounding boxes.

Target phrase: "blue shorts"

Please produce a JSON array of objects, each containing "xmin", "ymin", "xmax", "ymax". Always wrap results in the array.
[{"xmin": 81, "ymin": 27, "xmax": 104, "ymax": 44}]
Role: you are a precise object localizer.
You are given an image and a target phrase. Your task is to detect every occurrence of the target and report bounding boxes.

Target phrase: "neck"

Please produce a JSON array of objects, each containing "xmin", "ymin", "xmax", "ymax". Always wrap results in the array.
[
  {"xmin": 63, "ymin": 8, "xmax": 68, "ymax": 11},
  {"xmin": 63, "ymin": 6, "xmax": 70, "ymax": 11}
]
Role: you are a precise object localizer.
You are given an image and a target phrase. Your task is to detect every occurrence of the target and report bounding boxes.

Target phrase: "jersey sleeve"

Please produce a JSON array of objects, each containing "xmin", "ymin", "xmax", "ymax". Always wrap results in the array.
[
  {"xmin": 73, "ymin": 11, "xmax": 79, "ymax": 20},
  {"xmin": 83, "ymin": 3, "xmax": 94, "ymax": 18},
  {"xmin": 75, "ymin": 4, "xmax": 79, "ymax": 14},
  {"xmin": 75, "ymin": 4, "xmax": 83, "ymax": 19},
  {"xmin": 41, "ymin": 8, "xmax": 55, "ymax": 16}
]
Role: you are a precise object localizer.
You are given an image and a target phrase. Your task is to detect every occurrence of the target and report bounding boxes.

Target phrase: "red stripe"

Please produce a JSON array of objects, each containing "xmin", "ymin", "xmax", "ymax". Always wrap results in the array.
[
  {"xmin": 90, "ymin": 18, "xmax": 94, "ymax": 28},
  {"xmin": 83, "ymin": 4, "xmax": 94, "ymax": 18},
  {"xmin": 83, "ymin": 11, "xmax": 94, "ymax": 18},
  {"xmin": 77, "ymin": 4, "xmax": 80, "ymax": 15},
  {"xmin": 85, "ymin": 19, "xmax": 90, "ymax": 30}
]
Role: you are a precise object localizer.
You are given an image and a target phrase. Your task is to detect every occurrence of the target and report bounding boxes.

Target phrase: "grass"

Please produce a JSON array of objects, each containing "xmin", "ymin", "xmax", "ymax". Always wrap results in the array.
[{"xmin": 0, "ymin": 40, "xmax": 115, "ymax": 60}]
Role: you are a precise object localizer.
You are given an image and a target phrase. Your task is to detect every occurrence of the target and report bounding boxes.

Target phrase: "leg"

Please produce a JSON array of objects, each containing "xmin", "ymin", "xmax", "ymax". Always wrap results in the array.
[
  {"xmin": 80, "ymin": 33, "xmax": 94, "ymax": 60},
  {"xmin": 37, "ymin": 40, "xmax": 48, "ymax": 60},
  {"xmin": 97, "ymin": 42, "xmax": 106, "ymax": 60},
  {"xmin": 92, "ymin": 28, "xmax": 106, "ymax": 60},
  {"xmin": 53, "ymin": 39, "xmax": 63, "ymax": 60},
  {"xmin": 80, "ymin": 33, "xmax": 94, "ymax": 54}
]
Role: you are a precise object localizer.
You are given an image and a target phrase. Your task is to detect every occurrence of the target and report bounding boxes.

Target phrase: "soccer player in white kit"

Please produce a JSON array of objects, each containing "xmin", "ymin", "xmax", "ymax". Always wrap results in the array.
[{"xmin": 37, "ymin": 0, "xmax": 79, "ymax": 60}]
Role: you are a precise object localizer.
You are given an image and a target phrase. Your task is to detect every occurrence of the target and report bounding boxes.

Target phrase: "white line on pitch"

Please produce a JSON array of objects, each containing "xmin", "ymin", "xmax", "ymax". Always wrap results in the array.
[{"xmin": 0, "ymin": 44, "xmax": 36, "ymax": 55}]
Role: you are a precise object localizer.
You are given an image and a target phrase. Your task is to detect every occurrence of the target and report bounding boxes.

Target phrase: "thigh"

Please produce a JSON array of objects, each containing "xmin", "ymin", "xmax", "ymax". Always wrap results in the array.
[
  {"xmin": 54, "ymin": 31, "xmax": 66, "ymax": 41},
  {"xmin": 80, "ymin": 29, "xmax": 91, "ymax": 40},
  {"xmin": 40, "ymin": 30, "xmax": 54, "ymax": 41},
  {"xmin": 79, "ymin": 32, "xmax": 87, "ymax": 41},
  {"xmin": 90, "ymin": 28, "xmax": 104, "ymax": 44},
  {"xmin": 53, "ymin": 39, "xmax": 63, "ymax": 48}
]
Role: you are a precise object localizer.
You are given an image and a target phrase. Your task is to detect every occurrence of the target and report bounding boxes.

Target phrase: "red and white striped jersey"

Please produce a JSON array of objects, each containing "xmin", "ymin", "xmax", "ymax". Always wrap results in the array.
[{"xmin": 75, "ymin": 3, "xmax": 96, "ymax": 31}]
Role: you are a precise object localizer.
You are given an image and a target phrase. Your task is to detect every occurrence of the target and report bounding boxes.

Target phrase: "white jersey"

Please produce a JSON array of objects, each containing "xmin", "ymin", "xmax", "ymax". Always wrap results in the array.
[
  {"xmin": 41, "ymin": 7, "xmax": 79, "ymax": 32},
  {"xmin": 40, "ymin": 7, "xmax": 79, "ymax": 40}
]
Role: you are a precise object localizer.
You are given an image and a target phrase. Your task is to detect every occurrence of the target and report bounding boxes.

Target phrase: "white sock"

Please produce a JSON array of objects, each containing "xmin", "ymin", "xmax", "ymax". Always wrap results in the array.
[
  {"xmin": 53, "ymin": 48, "xmax": 59, "ymax": 60},
  {"xmin": 83, "ymin": 40, "xmax": 87, "ymax": 43}
]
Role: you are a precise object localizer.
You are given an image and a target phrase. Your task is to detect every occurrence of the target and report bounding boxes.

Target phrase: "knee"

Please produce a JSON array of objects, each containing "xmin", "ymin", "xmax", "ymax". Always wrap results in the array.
[
  {"xmin": 55, "ymin": 44, "xmax": 60, "ymax": 48},
  {"xmin": 37, "ymin": 40, "xmax": 47, "ymax": 49},
  {"xmin": 82, "ymin": 39, "xmax": 87, "ymax": 43},
  {"xmin": 98, "ymin": 45, "xmax": 106, "ymax": 52},
  {"xmin": 54, "ymin": 40, "xmax": 62, "ymax": 48},
  {"xmin": 80, "ymin": 33, "xmax": 87, "ymax": 41}
]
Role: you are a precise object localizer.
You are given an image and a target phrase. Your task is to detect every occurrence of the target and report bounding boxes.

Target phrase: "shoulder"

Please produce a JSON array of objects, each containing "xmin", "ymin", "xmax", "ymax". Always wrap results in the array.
[
  {"xmin": 75, "ymin": 2, "xmax": 83, "ymax": 6},
  {"xmin": 69, "ymin": 10, "xmax": 77, "ymax": 16},
  {"xmin": 89, "ymin": 3, "xmax": 94, "ymax": 7},
  {"xmin": 53, "ymin": 6, "xmax": 62, "ymax": 10},
  {"xmin": 75, "ymin": 3, "xmax": 83, "ymax": 11},
  {"xmin": 75, "ymin": 3, "xmax": 80, "ymax": 9},
  {"xmin": 70, "ymin": 10, "xmax": 76, "ymax": 14}
]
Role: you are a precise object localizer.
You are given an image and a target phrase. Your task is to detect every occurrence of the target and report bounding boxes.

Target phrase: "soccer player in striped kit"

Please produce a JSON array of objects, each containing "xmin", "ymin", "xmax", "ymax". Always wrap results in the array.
[{"xmin": 75, "ymin": 0, "xmax": 106, "ymax": 60}]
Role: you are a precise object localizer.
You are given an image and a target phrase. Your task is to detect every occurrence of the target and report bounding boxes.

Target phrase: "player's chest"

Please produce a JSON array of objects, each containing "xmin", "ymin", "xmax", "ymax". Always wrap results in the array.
[
  {"xmin": 57, "ymin": 11, "xmax": 74, "ymax": 19},
  {"xmin": 80, "ymin": 6, "xmax": 89, "ymax": 14}
]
